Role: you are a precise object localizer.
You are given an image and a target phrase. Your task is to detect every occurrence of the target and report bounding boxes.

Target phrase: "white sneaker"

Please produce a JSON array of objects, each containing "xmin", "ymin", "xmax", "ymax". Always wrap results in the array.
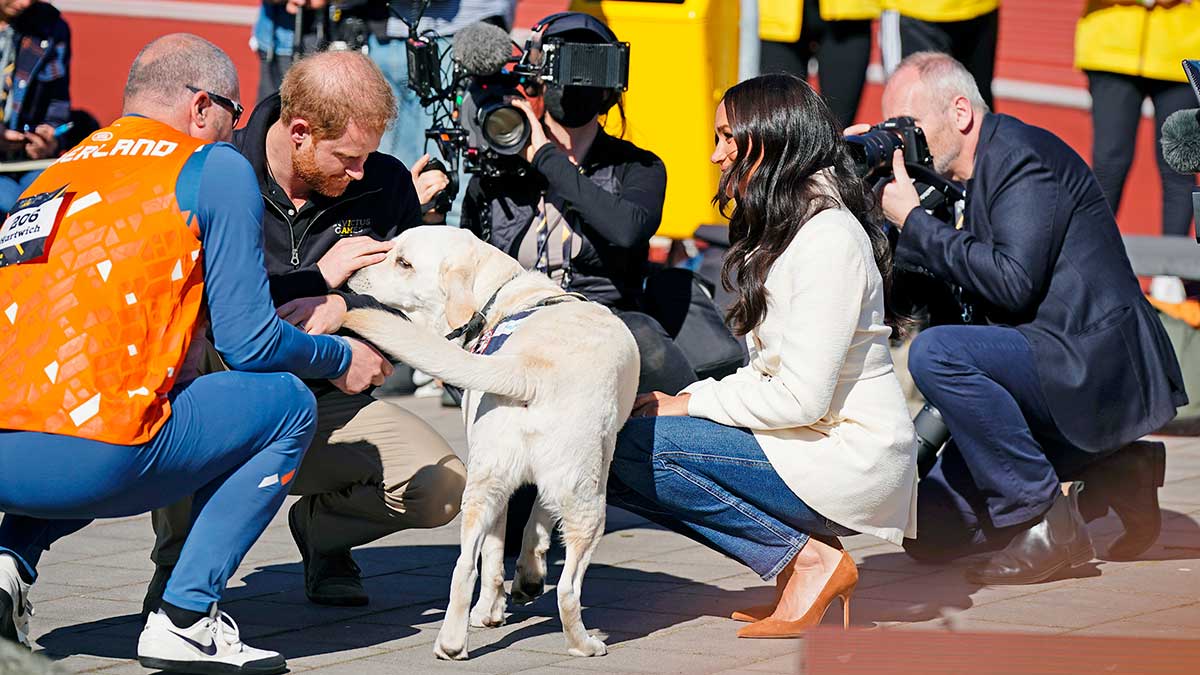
[
  {"xmin": 0, "ymin": 554, "xmax": 32, "ymax": 647},
  {"xmin": 137, "ymin": 608, "xmax": 286, "ymax": 674}
]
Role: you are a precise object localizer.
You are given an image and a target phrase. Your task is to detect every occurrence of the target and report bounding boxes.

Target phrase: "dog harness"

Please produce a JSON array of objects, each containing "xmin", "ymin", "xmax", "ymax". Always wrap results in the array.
[
  {"xmin": 445, "ymin": 279, "xmax": 587, "ymax": 356},
  {"xmin": 469, "ymin": 309, "xmax": 538, "ymax": 356}
]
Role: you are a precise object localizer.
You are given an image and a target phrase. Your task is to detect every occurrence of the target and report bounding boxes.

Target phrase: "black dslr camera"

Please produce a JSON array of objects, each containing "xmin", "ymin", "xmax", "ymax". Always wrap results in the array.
[
  {"xmin": 846, "ymin": 117, "xmax": 963, "ymax": 221},
  {"xmin": 402, "ymin": 3, "xmax": 629, "ymax": 182}
]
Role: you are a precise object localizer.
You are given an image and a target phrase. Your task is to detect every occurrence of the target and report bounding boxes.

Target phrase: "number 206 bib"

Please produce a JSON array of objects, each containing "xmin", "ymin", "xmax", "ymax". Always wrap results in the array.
[{"xmin": 0, "ymin": 185, "xmax": 75, "ymax": 268}]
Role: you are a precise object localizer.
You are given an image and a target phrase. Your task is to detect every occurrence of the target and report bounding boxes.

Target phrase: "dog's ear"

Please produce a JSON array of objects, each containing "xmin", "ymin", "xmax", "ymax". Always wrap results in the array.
[{"xmin": 441, "ymin": 251, "xmax": 478, "ymax": 330}]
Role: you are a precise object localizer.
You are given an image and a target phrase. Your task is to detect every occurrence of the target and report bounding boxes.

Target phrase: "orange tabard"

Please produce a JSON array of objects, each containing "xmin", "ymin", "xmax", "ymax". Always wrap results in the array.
[{"xmin": 0, "ymin": 116, "xmax": 209, "ymax": 444}]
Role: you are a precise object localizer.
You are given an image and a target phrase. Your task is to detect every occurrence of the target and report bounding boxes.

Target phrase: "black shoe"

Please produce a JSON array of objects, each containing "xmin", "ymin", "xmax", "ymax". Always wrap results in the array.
[
  {"xmin": 966, "ymin": 482, "xmax": 1095, "ymax": 585},
  {"xmin": 288, "ymin": 500, "xmax": 369, "ymax": 607},
  {"xmin": 1074, "ymin": 440, "xmax": 1166, "ymax": 560},
  {"xmin": 141, "ymin": 562, "xmax": 174, "ymax": 623}
]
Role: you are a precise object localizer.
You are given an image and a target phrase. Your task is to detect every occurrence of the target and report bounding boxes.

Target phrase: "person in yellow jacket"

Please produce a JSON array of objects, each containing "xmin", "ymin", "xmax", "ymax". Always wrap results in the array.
[
  {"xmin": 879, "ymin": 0, "xmax": 999, "ymax": 108},
  {"xmin": 1075, "ymin": 0, "xmax": 1200, "ymax": 239},
  {"xmin": 759, "ymin": 0, "xmax": 880, "ymax": 127}
]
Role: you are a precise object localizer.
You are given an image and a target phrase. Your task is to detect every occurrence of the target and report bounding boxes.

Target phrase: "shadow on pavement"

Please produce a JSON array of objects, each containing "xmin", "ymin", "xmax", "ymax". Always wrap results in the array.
[{"xmin": 35, "ymin": 540, "xmax": 741, "ymax": 663}]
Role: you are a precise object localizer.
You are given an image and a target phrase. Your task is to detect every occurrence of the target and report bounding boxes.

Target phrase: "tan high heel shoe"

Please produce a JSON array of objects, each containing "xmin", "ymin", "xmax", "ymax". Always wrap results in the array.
[
  {"xmin": 730, "ymin": 561, "xmax": 793, "ymax": 623},
  {"xmin": 736, "ymin": 550, "xmax": 858, "ymax": 639}
]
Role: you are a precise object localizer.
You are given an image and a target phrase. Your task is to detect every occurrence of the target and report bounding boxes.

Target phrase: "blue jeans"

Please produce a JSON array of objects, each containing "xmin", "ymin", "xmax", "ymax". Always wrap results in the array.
[
  {"xmin": 905, "ymin": 325, "xmax": 1102, "ymax": 561},
  {"xmin": 0, "ymin": 170, "xmax": 42, "ymax": 214},
  {"xmin": 0, "ymin": 371, "xmax": 316, "ymax": 612},
  {"xmin": 368, "ymin": 35, "xmax": 465, "ymax": 226},
  {"xmin": 608, "ymin": 416, "xmax": 854, "ymax": 580}
]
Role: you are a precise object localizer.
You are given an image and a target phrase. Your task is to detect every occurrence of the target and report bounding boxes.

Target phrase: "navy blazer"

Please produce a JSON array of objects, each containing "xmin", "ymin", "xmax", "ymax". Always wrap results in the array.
[{"xmin": 896, "ymin": 113, "xmax": 1187, "ymax": 453}]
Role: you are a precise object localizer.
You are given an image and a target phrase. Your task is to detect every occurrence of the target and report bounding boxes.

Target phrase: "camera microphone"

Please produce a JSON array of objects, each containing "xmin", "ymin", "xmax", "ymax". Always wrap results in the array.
[
  {"xmin": 1162, "ymin": 108, "xmax": 1200, "ymax": 174},
  {"xmin": 452, "ymin": 22, "xmax": 513, "ymax": 77}
]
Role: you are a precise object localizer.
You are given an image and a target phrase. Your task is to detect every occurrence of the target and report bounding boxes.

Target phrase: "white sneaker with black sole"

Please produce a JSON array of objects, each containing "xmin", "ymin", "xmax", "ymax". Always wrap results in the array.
[
  {"xmin": 137, "ymin": 607, "xmax": 286, "ymax": 674},
  {"xmin": 0, "ymin": 554, "xmax": 32, "ymax": 648}
]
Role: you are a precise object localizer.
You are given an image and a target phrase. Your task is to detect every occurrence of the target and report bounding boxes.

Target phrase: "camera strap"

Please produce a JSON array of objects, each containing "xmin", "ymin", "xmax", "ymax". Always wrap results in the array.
[{"xmin": 532, "ymin": 196, "xmax": 576, "ymax": 289}]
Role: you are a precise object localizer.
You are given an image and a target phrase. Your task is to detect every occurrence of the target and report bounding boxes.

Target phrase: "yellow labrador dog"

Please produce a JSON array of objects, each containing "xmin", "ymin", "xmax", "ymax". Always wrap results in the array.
[{"xmin": 342, "ymin": 226, "xmax": 639, "ymax": 660}]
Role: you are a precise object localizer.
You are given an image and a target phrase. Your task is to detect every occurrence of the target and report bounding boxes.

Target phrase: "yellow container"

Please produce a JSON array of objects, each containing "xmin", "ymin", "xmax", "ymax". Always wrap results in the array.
[{"xmin": 570, "ymin": 0, "xmax": 740, "ymax": 239}]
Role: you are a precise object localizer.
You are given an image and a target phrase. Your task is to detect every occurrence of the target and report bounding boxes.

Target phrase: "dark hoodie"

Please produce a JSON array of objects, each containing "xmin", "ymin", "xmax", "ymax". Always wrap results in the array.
[{"xmin": 233, "ymin": 92, "xmax": 423, "ymax": 309}]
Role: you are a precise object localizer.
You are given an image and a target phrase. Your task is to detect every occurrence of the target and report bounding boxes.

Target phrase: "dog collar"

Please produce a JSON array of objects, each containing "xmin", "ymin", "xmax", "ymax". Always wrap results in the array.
[{"xmin": 444, "ymin": 276, "xmax": 518, "ymax": 344}]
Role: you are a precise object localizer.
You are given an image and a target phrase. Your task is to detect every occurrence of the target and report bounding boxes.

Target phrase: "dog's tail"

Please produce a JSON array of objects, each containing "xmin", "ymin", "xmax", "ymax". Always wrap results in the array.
[{"xmin": 341, "ymin": 308, "xmax": 539, "ymax": 401}]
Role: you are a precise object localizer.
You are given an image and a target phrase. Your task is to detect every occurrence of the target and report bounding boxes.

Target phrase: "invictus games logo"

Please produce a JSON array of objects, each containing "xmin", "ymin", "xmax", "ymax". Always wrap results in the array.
[
  {"xmin": 333, "ymin": 219, "xmax": 371, "ymax": 237},
  {"xmin": 0, "ymin": 185, "xmax": 75, "ymax": 268}
]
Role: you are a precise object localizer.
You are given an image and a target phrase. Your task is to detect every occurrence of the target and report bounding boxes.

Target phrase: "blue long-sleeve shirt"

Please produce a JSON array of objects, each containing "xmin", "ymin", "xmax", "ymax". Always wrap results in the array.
[{"xmin": 176, "ymin": 142, "xmax": 351, "ymax": 378}]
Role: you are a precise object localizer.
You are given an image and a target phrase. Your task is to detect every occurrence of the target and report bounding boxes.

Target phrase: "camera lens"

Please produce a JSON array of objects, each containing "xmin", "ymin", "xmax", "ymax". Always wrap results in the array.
[
  {"xmin": 481, "ymin": 105, "xmax": 530, "ymax": 155},
  {"xmin": 913, "ymin": 403, "xmax": 951, "ymax": 478},
  {"xmin": 845, "ymin": 129, "xmax": 905, "ymax": 178}
]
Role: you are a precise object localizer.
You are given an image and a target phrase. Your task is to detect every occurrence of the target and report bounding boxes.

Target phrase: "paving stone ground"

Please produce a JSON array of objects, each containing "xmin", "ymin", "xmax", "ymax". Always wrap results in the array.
[{"xmin": 24, "ymin": 395, "xmax": 1200, "ymax": 674}]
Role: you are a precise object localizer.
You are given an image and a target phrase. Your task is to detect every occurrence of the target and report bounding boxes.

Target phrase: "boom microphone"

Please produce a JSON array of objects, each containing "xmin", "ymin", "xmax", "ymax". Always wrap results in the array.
[
  {"xmin": 452, "ymin": 22, "xmax": 513, "ymax": 77},
  {"xmin": 1162, "ymin": 108, "xmax": 1200, "ymax": 174}
]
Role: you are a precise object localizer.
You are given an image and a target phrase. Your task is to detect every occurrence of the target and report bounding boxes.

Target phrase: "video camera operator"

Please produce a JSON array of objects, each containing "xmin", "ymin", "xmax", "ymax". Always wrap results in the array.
[
  {"xmin": 875, "ymin": 52, "xmax": 1186, "ymax": 584},
  {"xmin": 459, "ymin": 12, "xmax": 698, "ymax": 397}
]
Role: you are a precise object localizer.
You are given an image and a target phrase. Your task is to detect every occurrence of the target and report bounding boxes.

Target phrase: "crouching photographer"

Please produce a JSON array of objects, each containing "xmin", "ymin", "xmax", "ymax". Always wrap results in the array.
[{"xmin": 875, "ymin": 52, "xmax": 1187, "ymax": 584}]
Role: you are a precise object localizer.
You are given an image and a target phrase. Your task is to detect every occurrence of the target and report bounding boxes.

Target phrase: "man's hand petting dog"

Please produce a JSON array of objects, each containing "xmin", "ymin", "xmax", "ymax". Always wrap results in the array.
[
  {"xmin": 278, "ymin": 294, "xmax": 347, "ymax": 334},
  {"xmin": 318, "ymin": 236, "xmax": 394, "ymax": 289},
  {"xmin": 332, "ymin": 337, "xmax": 393, "ymax": 394},
  {"xmin": 632, "ymin": 391, "xmax": 691, "ymax": 418}
]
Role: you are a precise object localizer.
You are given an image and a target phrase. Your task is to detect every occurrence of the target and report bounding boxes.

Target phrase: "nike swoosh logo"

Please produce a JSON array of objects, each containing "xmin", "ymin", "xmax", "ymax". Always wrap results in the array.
[{"xmin": 170, "ymin": 629, "xmax": 217, "ymax": 656}]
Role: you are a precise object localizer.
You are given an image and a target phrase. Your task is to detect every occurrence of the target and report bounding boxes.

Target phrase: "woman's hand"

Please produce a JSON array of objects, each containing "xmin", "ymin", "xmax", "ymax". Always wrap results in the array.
[
  {"xmin": 511, "ymin": 97, "xmax": 550, "ymax": 164},
  {"xmin": 632, "ymin": 391, "xmax": 691, "ymax": 418}
]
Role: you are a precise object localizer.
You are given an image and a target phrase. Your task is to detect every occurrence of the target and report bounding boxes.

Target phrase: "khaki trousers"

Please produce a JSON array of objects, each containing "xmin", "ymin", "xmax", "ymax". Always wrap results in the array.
[{"xmin": 151, "ymin": 386, "xmax": 465, "ymax": 564}]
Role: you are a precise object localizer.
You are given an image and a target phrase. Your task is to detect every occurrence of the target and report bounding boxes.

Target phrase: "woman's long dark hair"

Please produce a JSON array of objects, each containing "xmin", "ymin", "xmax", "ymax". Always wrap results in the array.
[{"xmin": 715, "ymin": 73, "xmax": 893, "ymax": 337}]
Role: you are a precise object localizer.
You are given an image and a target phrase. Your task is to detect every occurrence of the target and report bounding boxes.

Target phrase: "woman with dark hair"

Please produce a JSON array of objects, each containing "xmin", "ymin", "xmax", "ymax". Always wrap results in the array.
[{"xmin": 607, "ymin": 73, "xmax": 918, "ymax": 638}]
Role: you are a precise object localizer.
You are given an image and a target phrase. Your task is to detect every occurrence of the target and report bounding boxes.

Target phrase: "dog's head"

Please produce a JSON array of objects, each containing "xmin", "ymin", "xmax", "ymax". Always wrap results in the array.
[{"xmin": 348, "ymin": 226, "xmax": 522, "ymax": 335}]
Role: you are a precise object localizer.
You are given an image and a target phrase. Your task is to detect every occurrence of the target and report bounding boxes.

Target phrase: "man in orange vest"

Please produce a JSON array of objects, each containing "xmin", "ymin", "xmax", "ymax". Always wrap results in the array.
[
  {"xmin": 0, "ymin": 34, "xmax": 390, "ymax": 674},
  {"xmin": 142, "ymin": 49, "xmax": 466, "ymax": 616}
]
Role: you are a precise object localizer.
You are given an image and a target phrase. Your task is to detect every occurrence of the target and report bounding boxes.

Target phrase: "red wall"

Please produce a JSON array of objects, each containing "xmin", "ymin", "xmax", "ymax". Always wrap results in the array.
[{"xmin": 69, "ymin": 0, "xmax": 261, "ymax": 125}]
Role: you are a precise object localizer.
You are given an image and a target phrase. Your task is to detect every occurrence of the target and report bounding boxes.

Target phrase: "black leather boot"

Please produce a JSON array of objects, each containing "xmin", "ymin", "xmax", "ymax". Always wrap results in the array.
[
  {"xmin": 1073, "ymin": 440, "xmax": 1165, "ymax": 560},
  {"xmin": 966, "ymin": 482, "xmax": 1095, "ymax": 585},
  {"xmin": 289, "ymin": 498, "xmax": 368, "ymax": 607}
]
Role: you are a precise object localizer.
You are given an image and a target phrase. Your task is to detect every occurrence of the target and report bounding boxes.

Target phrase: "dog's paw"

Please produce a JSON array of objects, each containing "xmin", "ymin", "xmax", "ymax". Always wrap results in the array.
[
  {"xmin": 567, "ymin": 636, "xmax": 607, "ymax": 657},
  {"xmin": 433, "ymin": 638, "xmax": 469, "ymax": 661},
  {"xmin": 510, "ymin": 578, "xmax": 545, "ymax": 605},
  {"xmin": 469, "ymin": 606, "xmax": 506, "ymax": 628}
]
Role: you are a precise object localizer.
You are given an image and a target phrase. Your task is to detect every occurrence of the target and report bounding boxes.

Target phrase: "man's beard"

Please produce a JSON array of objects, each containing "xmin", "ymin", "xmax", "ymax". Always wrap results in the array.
[
  {"xmin": 928, "ymin": 121, "xmax": 962, "ymax": 178},
  {"xmin": 933, "ymin": 145, "xmax": 960, "ymax": 177},
  {"xmin": 293, "ymin": 144, "xmax": 351, "ymax": 198}
]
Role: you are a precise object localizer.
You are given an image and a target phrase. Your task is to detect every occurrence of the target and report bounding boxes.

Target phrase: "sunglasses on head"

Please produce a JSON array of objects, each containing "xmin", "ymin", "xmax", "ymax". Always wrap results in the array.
[{"xmin": 186, "ymin": 85, "xmax": 244, "ymax": 127}]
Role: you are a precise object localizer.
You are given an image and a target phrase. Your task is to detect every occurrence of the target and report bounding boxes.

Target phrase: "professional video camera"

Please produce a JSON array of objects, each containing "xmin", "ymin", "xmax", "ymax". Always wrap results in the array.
[{"xmin": 396, "ymin": 1, "xmax": 630, "ymax": 203}]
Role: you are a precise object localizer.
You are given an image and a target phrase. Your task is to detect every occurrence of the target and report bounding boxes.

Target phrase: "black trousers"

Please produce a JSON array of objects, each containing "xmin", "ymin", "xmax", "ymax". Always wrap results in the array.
[
  {"xmin": 1086, "ymin": 70, "xmax": 1197, "ymax": 238},
  {"xmin": 897, "ymin": 10, "xmax": 998, "ymax": 110},
  {"xmin": 760, "ymin": 0, "xmax": 872, "ymax": 128}
]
